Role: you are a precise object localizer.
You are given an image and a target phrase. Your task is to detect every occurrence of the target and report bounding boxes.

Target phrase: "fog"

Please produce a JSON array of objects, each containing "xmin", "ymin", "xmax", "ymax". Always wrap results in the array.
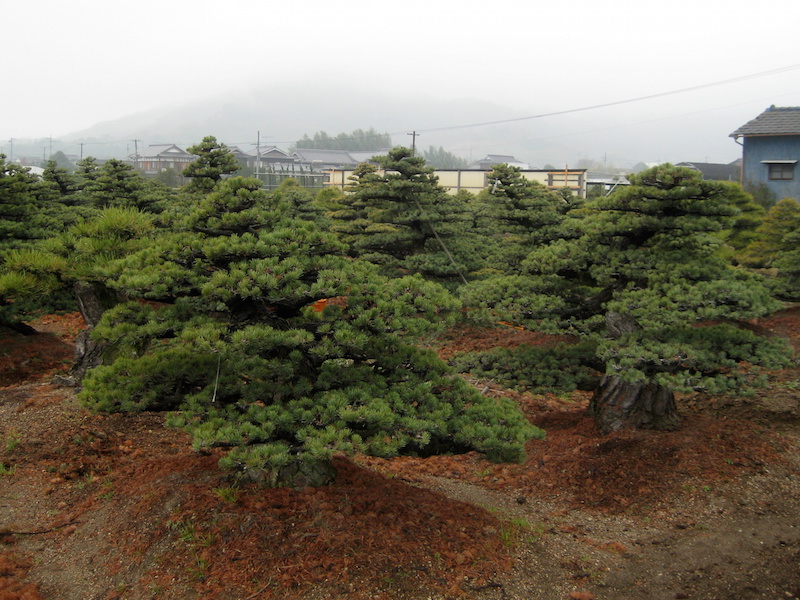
[{"xmin": 4, "ymin": 0, "xmax": 800, "ymax": 168}]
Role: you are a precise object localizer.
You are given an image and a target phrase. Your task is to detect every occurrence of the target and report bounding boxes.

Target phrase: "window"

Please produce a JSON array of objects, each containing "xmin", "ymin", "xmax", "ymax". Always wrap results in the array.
[
  {"xmin": 762, "ymin": 160, "xmax": 797, "ymax": 181},
  {"xmin": 769, "ymin": 163, "xmax": 795, "ymax": 180}
]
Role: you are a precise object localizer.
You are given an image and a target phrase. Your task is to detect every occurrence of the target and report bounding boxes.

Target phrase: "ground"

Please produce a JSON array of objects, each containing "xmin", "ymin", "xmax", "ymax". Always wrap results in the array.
[{"xmin": 1, "ymin": 311, "xmax": 799, "ymax": 600}]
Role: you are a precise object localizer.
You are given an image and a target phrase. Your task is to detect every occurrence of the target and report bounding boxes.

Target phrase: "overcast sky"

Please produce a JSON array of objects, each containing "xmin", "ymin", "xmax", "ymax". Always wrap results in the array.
[{"xmin": 4, "ymin": 0, "xmax": 800, "ymax": 165}]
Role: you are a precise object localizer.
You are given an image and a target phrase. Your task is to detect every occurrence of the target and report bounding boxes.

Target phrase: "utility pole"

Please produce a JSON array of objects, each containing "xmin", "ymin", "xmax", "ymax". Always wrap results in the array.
[
  {"xmin": 79, "ymin": 142, "xmax": 85, "ymax": 160},
  {"xmin": 8, "ymin": 138, "xmax": 13, "ymax": 164},
  {"xmin": 407, "ymin": 131, "xmax": 419, "ymax": 156},
  {"xmin": 255, "ymin": 131, "xmax": 261, "ymax": 181}
]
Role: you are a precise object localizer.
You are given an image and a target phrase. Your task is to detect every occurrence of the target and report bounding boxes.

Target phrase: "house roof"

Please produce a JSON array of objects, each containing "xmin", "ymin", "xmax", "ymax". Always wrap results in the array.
[
  {"xmin": 292, "ymin": 148, "xmax": 359, "ymax": 167},
  {"xmin": 675, "ymin": 160, "xmax": 741, "ymax": 181},
  {"xmin": 730, "ymin": 106, "xmax": 800, "ymax": 137},
  {"xmin": 137, "ymin": 144, "xmax": 192, "ymax": 159},
  {"xmin": 586, "ymin": 171, "xmax": 630, "ymax": 185},
  {"xmin": 348, "ymin": 149, "xmax": 390, "ymax": 164},
  {"xmin": 246, "ymin": 145, "xmax": 292, "ymax": 159},
  {"xmin": 469, "ymin": 154, "xmax": 530, "ymax": 169}
]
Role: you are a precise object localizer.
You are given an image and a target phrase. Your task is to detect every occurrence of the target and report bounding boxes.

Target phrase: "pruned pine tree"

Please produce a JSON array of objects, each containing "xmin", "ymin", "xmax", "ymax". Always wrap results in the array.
[
  {"xmin": 0, "ymin": 155, "xmax": 53, "ymax": 250},
  {"xmin": 463, "ymin": 164, "xmax": 791, "ymax": 433},
  {"xmin": 78, "ymin": 177, "xmax": 540, "ymax": 486},
  {"xmin": 269, "ymin": 178, "xmax": 328, "ymax": 226},
  {"xmin": 331, "ymin": 147, "xmax": 479, "ymax": 286},
  {"xmin": 78, "ymin": 159, "xmax": 170, "ymax": 212},
  {"xmin": 475, "ymin": 163, "xmax": 575, "ymax": 274},
  {"xmin": 740, "ymin": 198, "xmax": 800, "ymax": 299},
  {"xmin": 0, "ymin": 154, "xmax": 86, "ymax": 330},
  {"xmin": 182, "ymin": 136, "xmax": 241, "ymax": 192}
]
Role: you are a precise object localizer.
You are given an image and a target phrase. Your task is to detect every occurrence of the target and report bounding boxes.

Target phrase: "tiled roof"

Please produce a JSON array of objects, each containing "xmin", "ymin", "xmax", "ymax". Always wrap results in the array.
[
  {"xmin": 730, "ymin": 106, "xmax": 800, "ymax": 137},
  {"xmin": 293, "ymin": 148, "xmax": 359, "ymax": 165},
  {"xmin": 137, "ymin": 144, "xmax": 192, "ymax": 159},
  {"xmin": 675, "ymin": 161, "xmax": 741, "ymax": 181}
]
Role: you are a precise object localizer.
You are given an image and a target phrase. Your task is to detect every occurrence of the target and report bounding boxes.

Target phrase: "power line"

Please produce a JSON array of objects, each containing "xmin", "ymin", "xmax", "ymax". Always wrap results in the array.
[
  {"xmin": 409, "ymin": 63, "xmax": 800, "ymax": 135},
  {"xmin": 14, "ymin": 63, "xmax": 799, "ymax": 155}
]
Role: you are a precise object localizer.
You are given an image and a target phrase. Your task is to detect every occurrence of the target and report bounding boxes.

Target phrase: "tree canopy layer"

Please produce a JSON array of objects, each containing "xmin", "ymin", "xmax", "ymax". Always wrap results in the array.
[
  {"xmin": 463, "ymin": 164, "xmax": 791, "ymax": 433},
  {"xmin": 78, "ymin": 176, "xmax": 540, "ymax": 485}
]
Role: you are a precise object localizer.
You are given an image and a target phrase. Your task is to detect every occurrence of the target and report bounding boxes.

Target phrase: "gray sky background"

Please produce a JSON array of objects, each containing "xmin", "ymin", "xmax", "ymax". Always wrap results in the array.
[{"xmin": 3, "ymin": 0, "xmax": 800, "ymax": 166}]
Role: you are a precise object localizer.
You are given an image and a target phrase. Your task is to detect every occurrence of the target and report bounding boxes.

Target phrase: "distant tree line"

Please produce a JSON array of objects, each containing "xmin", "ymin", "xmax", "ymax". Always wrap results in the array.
[{"xmin": 294, "ymin": 128, "xmax": 392, "ymax": 152}]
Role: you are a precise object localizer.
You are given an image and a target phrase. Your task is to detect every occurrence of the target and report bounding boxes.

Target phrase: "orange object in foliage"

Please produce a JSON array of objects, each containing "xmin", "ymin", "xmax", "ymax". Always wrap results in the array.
[
  {"xmin": 497, "ymin": 320, "xmax": 525, "ymax": 331},
  {"xmin": 312, "ymin": 299, "xmax": 328, "ymax": 312}
]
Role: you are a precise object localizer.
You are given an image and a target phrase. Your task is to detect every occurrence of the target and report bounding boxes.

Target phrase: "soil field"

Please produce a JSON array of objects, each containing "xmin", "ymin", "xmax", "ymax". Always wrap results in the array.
[{"xmin": 1, "ymin": 310, "xmax": 799, "ymax": 600}]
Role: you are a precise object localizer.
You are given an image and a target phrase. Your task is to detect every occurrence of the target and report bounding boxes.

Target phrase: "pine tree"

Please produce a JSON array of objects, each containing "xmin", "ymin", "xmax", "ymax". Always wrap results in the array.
[
  {"xmin": 0, "ymin": 154, "xmax": 86, "ymax": 329},
  {"xmin": 740, "ymin": 198, "xmax": 800, "ymax": 268},
  {"xmin": 79, "ymin": 159, "xmax": 169, "ymax": 212},
  {"xmin": 182, "ymin": 136, "xmax": 241, "ymax": 192},
  {"xmin": 463, "ymin": 164, "xmax": 791, "ymax": 433},
  {"xmin": 474, "ymin": 163, "xmax": 576, "ymax": 274},
  {"xmin": 333, "ymin": 147, "xmax": 479, "ymax": 286},
  {"xmin": 78, "ymin": 177, "xmax": 540, "ymax": 486}
]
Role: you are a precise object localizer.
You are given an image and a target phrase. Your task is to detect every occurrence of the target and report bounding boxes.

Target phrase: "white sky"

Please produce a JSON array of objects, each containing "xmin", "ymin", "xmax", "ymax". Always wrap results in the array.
[{"xmin": 3, "ymin": 0, "xmax": 800, "ymax": 164}]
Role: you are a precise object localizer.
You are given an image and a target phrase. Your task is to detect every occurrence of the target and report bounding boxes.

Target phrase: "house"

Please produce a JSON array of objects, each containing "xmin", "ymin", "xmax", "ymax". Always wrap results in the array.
[
  {"xmin": 586, "ymin": 171, "xmax": 630, "ymax": 195},
  {"xmin": 675, "ymin": 160, "xmax": 741, "ymax": 182},
  {"xmin": 246, "ymin": 146, "xmax": 296, "ymax": 172},
  {"xmin": 347, "ymin": 149, "xmax": 391, "ymax": 164},
  {"xmin": 292, "ymin": 148, "xmax": 361, "ymax": 171},
  {"xmin": 133, "ymin": 144, "xmax": 194, "ymax": 175},
  {"xmin": 468, "ymin": 154, "xmax": 530, "ymax": 170},
  {"xmin": 226, "ymin": 146, "xmax": 253, "ymax": 169},
  {"xmin": 730, "ymin": 106, "xmax": 800, "ymax": 201}
]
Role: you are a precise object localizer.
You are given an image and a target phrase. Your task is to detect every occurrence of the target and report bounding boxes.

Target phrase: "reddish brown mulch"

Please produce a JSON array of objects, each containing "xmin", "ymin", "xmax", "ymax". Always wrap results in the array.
[
  {"xmin": 1, "ymin": 310, "xmax": 799, "ymax": 599},
  {"xmin": 430, "ymin": 322, "xmax": 576, "ymax": 361},
  {"xmin": 359, "ymin": 401, "xmax": 787, "ymax": 514},
  {"xmin": 142, "ymin": 456, "xmax": 512, "ymax": 599},
  {"xmin": 0, "ymin": 313, "xmax": 84, "ymax": 386},
  {"xmin": 0, "ymin": 550, "xmax": 42, "ymax": 600}
]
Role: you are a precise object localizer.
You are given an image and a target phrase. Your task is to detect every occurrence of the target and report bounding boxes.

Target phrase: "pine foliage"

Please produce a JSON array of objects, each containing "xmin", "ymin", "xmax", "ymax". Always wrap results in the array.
[
  {"xmin": 331, "ymin": 147, "xmax": 480, "ymax": 285},
  {"xmin": 463, "ymin": 164, "xmax": 791, "ymax": 398},
  {"xmin": 78, "ymin": 176, "xmax": 541, "ymax": 484}
]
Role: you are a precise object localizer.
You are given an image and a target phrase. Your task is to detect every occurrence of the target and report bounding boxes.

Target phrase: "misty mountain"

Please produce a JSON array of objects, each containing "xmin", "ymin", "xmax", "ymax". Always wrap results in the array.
[
  {"xmin": 59, "ymin": 84, "xmax": 573, "ymax": 167},
  {"xmin": 14, "ymin": 83, "xmax": 744, "ymax": 170}
]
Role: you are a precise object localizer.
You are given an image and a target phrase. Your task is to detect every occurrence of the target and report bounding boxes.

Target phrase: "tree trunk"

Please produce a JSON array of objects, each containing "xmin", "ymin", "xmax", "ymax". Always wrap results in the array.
[
  {"xmin": 57, "ymin": 282, "xmax": 118, "ymax": 386},
  {"xmin": 588, "ymin": 375, "xmax": 680, "ymax": 434}
]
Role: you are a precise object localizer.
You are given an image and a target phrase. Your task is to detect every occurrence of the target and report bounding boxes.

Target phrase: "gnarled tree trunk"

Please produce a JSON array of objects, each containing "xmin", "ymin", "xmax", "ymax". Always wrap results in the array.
[
  {"xmin": 588, "ymin": 375, "xmax": 680, "ymax": 434},
  {"xmin": 57, "ymin": 281, "xmax": 119, "ymax": 386}
]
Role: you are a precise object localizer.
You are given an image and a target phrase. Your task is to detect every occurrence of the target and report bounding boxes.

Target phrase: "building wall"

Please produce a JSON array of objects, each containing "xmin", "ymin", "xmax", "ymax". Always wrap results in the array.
[
  {"xmin": 326, "ymin": 169, "xmax": 587, "ymax": 197},
  {"xmin": 742, "ymin": 135, "xmax": 800, "ymax": 201}
]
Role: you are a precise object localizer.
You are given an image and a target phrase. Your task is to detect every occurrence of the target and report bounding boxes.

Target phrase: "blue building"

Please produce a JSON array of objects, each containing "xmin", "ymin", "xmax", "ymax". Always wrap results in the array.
[{"xmin": 730, "ymin": 106, "xmax": 800, "ymax": 202}]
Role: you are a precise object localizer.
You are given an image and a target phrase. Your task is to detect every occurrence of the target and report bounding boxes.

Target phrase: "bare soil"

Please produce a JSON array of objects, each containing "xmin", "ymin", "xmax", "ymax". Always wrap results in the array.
[{"xmin": 1, "ymin": 311, "xmax": 799, "ymax": 600}]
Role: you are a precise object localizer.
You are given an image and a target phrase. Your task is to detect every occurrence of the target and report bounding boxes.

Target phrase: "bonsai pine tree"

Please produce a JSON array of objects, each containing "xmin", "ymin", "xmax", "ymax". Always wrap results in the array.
[
  {"xmin": 475, "ymin": 163, "xmax": 575, "ymax": 274},
  {"xmin": 332, "ymin": 147, "xmax": 479, "ymax": 286},
  {"xmin": 0, "ymin": 154, "xmax": 91, "ymax": 330},
  {"xmin": 740, "ymin": 198, "xmax": 800, "ymax": 268},
  {"xmin": 738, "ymin": 198, "xmax": 800, "ymax": 299},
  {"xmin": 182, "ymin": 136, "xmax": 241, "ymax": 192},
  {"xmin": 77, "ymin": 159, "xmax": 170, "ymax": 212},
  {"xmin": 463, "ymin": 164, "xmax": 791, "ymax": 433},
  {"xmin": 78, "ymin": 177, "xmax": 540, "ymax": 486}
]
